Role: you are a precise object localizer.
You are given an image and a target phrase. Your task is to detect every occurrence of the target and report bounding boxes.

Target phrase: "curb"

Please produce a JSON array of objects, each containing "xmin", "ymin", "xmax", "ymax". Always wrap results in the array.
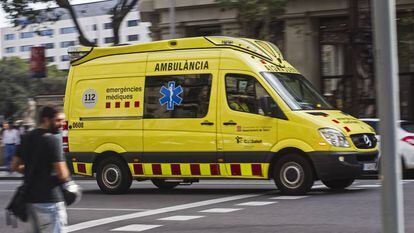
[
  {"xmin": 0, "ymin": 176, "xmax": 95, "ymax": 181},
  {"xmin": 0, "ymin": 176, "xmax": 23, "ymax": 180}
]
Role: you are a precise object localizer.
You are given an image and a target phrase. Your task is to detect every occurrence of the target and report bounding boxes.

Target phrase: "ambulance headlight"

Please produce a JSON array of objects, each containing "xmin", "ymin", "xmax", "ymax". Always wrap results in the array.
[{"xmin": 319, "ymin": 128, "xmax": 350, "ymax": 148}]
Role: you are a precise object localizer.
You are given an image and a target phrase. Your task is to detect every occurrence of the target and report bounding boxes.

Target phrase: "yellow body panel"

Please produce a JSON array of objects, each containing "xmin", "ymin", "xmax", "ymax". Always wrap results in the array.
[{"xmin": 65, "ymin": 36, "xmax": 377, "ymax": 181}]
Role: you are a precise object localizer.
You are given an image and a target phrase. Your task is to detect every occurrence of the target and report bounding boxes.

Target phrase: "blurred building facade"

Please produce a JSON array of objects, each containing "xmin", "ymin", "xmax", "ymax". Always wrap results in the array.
[
  {"xmin": 0, "ymin": 0, "xmax": 151, "ymax": 70},
  {"xmin": 140, "ymin": 0, "xmax": 414, "ymax": 121}
]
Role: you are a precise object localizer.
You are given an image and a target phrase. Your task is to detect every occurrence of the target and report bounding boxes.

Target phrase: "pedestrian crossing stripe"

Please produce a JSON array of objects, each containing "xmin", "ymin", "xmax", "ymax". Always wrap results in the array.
[{"xmin": 127, "ymin": 163, "xmax": 269, "ymax": 178}]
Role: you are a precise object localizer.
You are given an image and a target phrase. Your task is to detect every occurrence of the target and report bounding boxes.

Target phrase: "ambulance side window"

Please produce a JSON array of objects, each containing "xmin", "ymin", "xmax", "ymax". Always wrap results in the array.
[
  {"xmin": 144, "ymin": 74, "xmax": 212, "ymax": 118},
  {"xmin": 225, "ymin": 74, "xmax": 276, "ymax": 116}
]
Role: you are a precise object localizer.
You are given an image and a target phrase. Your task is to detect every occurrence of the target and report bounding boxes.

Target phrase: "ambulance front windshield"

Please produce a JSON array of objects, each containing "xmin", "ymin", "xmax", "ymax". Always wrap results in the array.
[{"xmin": 262, "ymin": 72, "xmax": 334, "ymax": 110}]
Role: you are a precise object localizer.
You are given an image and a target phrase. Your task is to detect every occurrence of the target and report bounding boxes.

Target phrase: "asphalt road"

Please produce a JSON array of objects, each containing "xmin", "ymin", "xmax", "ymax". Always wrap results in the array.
[{"xmin": 1, "ymin": 179, "xmax": 414, "ymax": 233}]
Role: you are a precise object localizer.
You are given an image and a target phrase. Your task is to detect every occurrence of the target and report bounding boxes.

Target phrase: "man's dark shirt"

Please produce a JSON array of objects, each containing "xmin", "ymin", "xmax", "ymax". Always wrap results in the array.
[{"xmin": 16, "ymin": 128, "xmax": 64, "ymax": 203}]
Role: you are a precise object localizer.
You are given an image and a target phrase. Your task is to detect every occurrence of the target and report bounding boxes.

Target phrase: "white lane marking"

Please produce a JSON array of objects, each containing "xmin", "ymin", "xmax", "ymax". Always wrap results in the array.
[
  {"xmin": 110, "ymin": 224, "xmax": 162, "ymax": 232},
  {"xmin": 236, "ymin": 201, "xmax": 276, "ymax": 206},
  {"xmin": 312, "ymin": 185, "xmax": 326, "ymax": 189},
  {"xmin": 347, "ymin": 187, "xmax": 363, "ymax": 190},
  {"xmin": 0, "ymin": 190, "xmax": 15, "ymax": 192},
  {"xmin": 269, "ymin": 196, "xmax": 308, "ymax": 200},
  {"xmin": 356, "ymin": 184, "xmax": 381, "ymax": 188},
  {"xmin": 157, "ymin": 215, "xmax": 204, "ymax": 221},
  {"xmin": 68, "ymin": 208, "xmax": 150, "ymax": 212},
  {"xmin": 68, "ymin": 193, "xmax": 263, "ymax": 232},
  {"xmin": 199, "ymin": 208, "xmax": 243, "ymax": 213},
  {"xmin": 0, "ymin": 181, "xmax": 23, "ymax": 184}
]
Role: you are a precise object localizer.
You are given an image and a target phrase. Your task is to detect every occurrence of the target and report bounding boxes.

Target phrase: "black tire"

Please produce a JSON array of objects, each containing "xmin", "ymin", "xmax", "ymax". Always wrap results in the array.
[
  {"xmin": 273, "ymin": 154, "xmax": 314, "ymax": 195},
  {"xmin": 322, "ymin": 178, "xmax": 355, "ymax": 190},
  {"xmin": 402, "ymin": 158, "xmax": 414, "ymax": 179},
  {"xmin": 151, "ymin": 179, "xmax": 179, "ymax": 190},
  {"xmin": 96, "ymin": 157, "xmax": 132, "ymax": 194}
]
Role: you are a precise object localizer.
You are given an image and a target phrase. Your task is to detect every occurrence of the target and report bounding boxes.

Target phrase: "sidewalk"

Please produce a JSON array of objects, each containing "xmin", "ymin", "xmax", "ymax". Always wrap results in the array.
[
  {"xmin": 0, "ymin": 166, "xmax": 23, "ymax": 180},
  {"xmin": 0, "ymin": 166, "xmax": 93, "ymax": 180}
]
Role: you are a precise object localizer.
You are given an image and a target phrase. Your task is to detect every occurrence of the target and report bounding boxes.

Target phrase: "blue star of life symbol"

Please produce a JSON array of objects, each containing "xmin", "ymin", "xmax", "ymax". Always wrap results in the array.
[{"xmin": 159, "ymin": 81, "xmax": 183, "ymax": 110}]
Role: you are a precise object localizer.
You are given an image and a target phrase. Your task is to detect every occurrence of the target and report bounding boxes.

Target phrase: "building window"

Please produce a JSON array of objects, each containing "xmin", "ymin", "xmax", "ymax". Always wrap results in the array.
[
  {"xmin": 60, "ymin": 41, "xmax": 76, "ymax": 48},
  {"xmin": 5, "ymin": 47, "xmax": 15, "ymax": 53},
  {"xmin": 20, "ymin": 31, "xmax": 34, "ymax": 39},
  {"xmin": 321, "ymin": 45, "xmax": 345, "ymax": 76},
  {"xmin": 127, "ymin": 35, "xmax": 139, "ymax": 41},
  {"xmin": 104, "ymin": 37, "xmax": 114, "ymax": 44},
  {"xmin": 92, "ymin": 24, "xmax": 97, "ymax": 31},
  {"xmin": 93, "ymin": 38, "xmax": 98, "ymax": 44},
  {"xmin": 39, "ymin": 29, "xmax": 54, "ymax": 36},
  {"xmin": 225, "ymin": 73, "xmax": 276, "ymax": 115},
  {"xmin": 127, "ymin": 20, "xmax": 139, "ymax": 27},
  {"xmin": 61, "ymin": 55, "xmax": 70, "ymax": 61},
  {"xmin": 398, "ymin": 13, "xmax": 414, "ymax": 72},
  {"xmin": 46, "ymin": 57, "xmax": 55, "ymax": 63},
  {"xmin": 20, "ymin": 45, "xmax": 32, "ymax": 52},
  {"xmin": 103, "ymin": 22, "xmax": 112, "ymax": 29},
  {"xmin": 42, "ymin": 43, "xmax": 54, "ymax": 49},
  {"xmin": 60, "ymin": 27, "xmax": 77, "ymax": 34},
  {"xmin": 5, "ymin": 34, "xmax": 15, "ymax": 40},
  {"xmin": 144, "ymin": 74, "xmax": 212, "ymax": 119}
]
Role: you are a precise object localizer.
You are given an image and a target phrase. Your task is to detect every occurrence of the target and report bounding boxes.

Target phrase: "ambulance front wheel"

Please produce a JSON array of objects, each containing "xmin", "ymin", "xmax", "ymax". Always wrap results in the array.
[
  {"xmin": 322, "ymin": 178, "xmax": 355, "ymax": 190},
  {"xmin": 96, "ymin": 157, "xmax": 132, "ymax": 194},
  {"xmin": 273, "ymin": 154, "xmax": 314, "ymax": 195}
]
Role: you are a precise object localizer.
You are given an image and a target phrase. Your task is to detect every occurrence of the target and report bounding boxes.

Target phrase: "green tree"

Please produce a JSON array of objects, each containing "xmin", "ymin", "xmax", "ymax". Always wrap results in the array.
[
  {"xmin": 0, "ymin": 57, "xmax": 67, "ymax": 120},
  {"xmin": 216, "ymin": 0, "xmax": 285, "ymax": 40},
  {"xmin": 0, "ymin": 0, "xmax": 139, "ymax": 46}
]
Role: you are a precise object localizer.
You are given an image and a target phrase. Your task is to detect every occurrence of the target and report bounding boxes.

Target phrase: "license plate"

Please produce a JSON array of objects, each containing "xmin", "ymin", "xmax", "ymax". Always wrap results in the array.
[{"xmin": 363, "ymin": 163, "xmax": 377, "ymax": 171}]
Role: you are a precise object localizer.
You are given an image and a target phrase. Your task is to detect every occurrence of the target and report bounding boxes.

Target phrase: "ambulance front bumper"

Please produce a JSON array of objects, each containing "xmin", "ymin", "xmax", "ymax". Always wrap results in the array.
[{"xmin": 308, "ymin": 151, "xmax": 379, "ymax": 181}]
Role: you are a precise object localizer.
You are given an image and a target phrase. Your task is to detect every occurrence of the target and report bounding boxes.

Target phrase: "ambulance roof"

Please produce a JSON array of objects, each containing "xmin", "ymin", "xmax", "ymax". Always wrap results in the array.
[{"xmin": 68, "ymin": 36, "xmax": 285, "ymax": 66}]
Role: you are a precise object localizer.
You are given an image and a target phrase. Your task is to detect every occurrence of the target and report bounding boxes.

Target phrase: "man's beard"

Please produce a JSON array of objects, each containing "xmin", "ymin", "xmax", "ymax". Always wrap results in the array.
[{"xmin": 49, "ymin": 125, "xmax": 61, "ymax": 134}]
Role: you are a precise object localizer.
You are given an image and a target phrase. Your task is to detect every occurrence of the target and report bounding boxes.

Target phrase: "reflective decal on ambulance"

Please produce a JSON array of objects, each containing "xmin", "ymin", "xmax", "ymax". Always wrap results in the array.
[
  {"xmin": 159, "ymin": 81, "xmax": 183, "ymax": 110},
  {"xmin": 154, "ymin": 60, "xmax": 209, "ymax": 72},
  {"xmin": 126, "ymin": 163, "xmax": 269, "ymax": 178}
]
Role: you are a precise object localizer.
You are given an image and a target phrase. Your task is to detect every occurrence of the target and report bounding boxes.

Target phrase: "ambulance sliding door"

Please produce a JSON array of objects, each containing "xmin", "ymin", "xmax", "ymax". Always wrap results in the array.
[{"xmin": 142, "ymin": 51, "xmax": 221, "ymax": 176}]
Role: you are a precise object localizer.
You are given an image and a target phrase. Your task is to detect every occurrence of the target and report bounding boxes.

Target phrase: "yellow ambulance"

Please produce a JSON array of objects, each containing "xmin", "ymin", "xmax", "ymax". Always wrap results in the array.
[{"xmin": 64, "ymin": 36, "xmax": 378, "ymax": 195}]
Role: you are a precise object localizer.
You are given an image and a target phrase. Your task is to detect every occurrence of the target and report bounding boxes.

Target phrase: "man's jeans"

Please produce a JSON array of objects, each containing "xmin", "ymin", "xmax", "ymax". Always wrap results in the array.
[
  {"xmin": 26, "ymin": 202, "xmax": 67, "ymax": 233},
  {"xmin": 4, "ymin": 144, "xmax": 16, "ymax": 171}
]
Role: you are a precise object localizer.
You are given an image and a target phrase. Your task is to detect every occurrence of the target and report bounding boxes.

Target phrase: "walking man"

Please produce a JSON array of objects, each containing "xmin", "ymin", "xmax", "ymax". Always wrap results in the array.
[
  {"xmin": 11, "ymin": 106, "xmax": 70, "ymax": 233},
  {"xmin": 2, "ymin": 121, "xmax": 20, "ymax": 172}
]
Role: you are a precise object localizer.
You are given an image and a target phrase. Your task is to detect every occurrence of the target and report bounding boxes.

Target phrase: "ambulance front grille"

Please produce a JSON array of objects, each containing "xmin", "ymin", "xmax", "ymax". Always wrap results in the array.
[{"xmin": 350, "ymin": 133, "xmax": 377, "ymax": 149}]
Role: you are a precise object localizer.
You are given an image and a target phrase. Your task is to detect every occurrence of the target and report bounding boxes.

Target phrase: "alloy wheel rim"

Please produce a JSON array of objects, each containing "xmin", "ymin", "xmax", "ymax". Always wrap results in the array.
[
  {"xmin": 280, "ymin": 162, "xmax": 305, "ymax": 189},
  {"xmin": 103, "ymin": 165, "xmax": 121, "ymax": 188}
]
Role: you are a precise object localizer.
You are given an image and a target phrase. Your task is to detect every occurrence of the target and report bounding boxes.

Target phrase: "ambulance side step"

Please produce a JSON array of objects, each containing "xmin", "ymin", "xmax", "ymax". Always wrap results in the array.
[{"xmin": 165, "ymin": 179, "xmax": 199, "ymax": 185}]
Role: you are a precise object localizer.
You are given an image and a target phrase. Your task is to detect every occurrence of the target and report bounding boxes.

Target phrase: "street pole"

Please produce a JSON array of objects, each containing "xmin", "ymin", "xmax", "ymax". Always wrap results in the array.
[
  {"xmin": 372, "ymin": 1, "xmax": 405, "ymax": 233},
  {"xmin": 169, "ymin": 0, "xmax": 176, "ymax": 38}
]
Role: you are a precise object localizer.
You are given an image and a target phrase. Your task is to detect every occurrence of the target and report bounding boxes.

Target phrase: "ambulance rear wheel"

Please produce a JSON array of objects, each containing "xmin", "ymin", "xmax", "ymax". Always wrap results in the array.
[
  {"xmin": 273, "ymin": 154, "xmax": 314, "ymax": 195},
  {"xmin": 322, "ymin": 178, "xmax": 355, "ymax": 190},
  {"xmin": 151, "ymin": 179, "xmax": 179, "ymax": 190},
  {"xmin": 96, "ymin": 157, "xmax": 132, "ymax": 194}
]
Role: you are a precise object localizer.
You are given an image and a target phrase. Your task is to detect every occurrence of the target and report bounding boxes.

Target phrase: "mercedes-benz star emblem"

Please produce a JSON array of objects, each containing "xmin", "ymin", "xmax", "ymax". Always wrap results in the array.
[{"xmin": 363, "ymin": 135, "xmax": 372, "ymax": 147}]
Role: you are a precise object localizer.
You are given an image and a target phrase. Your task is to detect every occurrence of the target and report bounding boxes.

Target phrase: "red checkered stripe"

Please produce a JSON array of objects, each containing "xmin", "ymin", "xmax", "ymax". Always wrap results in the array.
[
  {"xmin": 106, "ymin": 101, "xmax": 140, "ymax": 109},
  {"xmin": 128, "ymin": 163, "xmax": 268, "ymax": 178}
]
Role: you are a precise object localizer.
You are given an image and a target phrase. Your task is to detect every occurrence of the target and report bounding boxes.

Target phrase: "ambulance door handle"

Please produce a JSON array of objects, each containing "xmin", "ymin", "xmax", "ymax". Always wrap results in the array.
[
  {"xmin": 223, "ymin": 121, "xmax": 237, "ymax": 126},
  {"xmin": 201, "ymin": 120, "xmax": 214, "ymax": 126}
]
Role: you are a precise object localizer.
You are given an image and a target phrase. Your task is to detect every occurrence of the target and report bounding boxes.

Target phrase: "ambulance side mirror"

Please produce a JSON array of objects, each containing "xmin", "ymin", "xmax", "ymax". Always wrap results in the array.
[
  {"xmin": 259, "ymin": 97, "xmax": 277, "ymax": 117},
  {"xmin": 259, "ymin": 97, "xmax": 288, "ymax": 120}
]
